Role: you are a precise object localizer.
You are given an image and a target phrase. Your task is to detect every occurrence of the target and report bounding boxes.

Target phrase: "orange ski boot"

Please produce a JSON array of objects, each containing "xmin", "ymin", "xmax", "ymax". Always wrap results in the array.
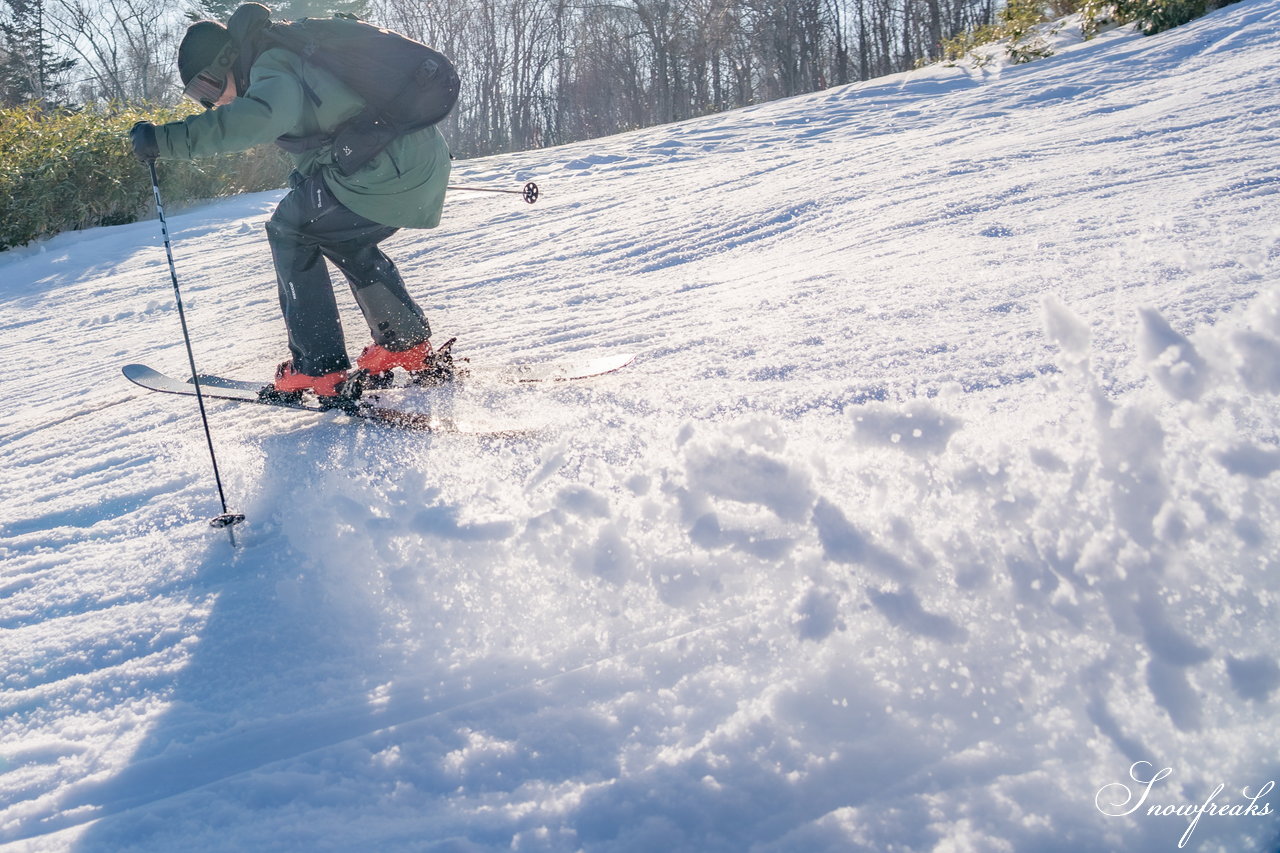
[
  {"xmin": 261, "ymin": 361, "xmax": 354, "ymax": 410},
  {"xmin": 355, "ymin": 338, "xmax": 456, "ymax": 387}
]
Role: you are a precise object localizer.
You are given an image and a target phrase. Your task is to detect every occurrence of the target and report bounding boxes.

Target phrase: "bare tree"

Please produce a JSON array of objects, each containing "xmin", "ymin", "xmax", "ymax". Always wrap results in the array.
[
  {"xmin": 46, "ymin": 0, "xmax": 179, "ymax": 104},
  {"xmin": 323, "ymin": 0, "xmax": 1006, "ymax": 155}
]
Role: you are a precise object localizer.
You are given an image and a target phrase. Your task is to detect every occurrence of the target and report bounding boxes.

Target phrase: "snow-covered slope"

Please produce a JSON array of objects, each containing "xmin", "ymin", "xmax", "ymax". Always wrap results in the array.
[{"xmin": 3, "ymin": 1, "xmax": 1280, "ymax": 849}]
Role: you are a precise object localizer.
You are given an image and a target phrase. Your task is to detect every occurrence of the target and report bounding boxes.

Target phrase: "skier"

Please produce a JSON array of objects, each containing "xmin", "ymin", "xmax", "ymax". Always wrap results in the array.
[{"xmin": 129, "ymin": 3, "xmax": 450, "ymax": 403}]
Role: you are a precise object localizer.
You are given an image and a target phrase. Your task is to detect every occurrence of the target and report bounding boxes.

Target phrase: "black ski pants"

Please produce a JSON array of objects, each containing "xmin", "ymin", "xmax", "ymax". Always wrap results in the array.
[{"xmin": 265, "ymin": 173, "xmax": 430, "ymax": 377}]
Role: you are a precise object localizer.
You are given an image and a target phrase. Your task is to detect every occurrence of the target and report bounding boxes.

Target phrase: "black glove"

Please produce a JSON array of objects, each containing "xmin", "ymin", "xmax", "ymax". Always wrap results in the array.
[{"xmin": 129, "ymin": 121, "xmax": 159, "ymax": 162}]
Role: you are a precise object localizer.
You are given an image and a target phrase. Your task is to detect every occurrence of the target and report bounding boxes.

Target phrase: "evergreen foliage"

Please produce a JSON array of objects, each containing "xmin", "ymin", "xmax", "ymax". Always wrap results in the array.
[
  {"xmin": 941, "ymin": 0, "xmax": 1057, "ymax": 66},
  {"xmin": 0, "ymin": 102, "xmax": 290, "ymax": 249},
  {"xmin": 0, "ymin": 0, "xmax": 75, "ymax": 106},
  {"xmin": 1084, "ymin": 0, "xmax": 1230, "ymax": 35},
  {"xmin": 943, "ymin": 0, "xmax": 1236, "ymax": 65}
]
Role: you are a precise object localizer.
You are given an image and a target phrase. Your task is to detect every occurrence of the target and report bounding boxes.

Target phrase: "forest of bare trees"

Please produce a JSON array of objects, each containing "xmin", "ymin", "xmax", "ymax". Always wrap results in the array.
[
  {"xmin": 1, "ymin": 0, "xmax": 999, "ymax": 155},
  {"xmin": 372, "ymin": 0, "xmax": 1000, "ymax": 155}
]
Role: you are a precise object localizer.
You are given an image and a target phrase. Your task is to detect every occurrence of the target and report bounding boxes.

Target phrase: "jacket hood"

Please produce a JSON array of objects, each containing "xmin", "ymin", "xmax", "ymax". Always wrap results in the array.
[{"xmin": 226, "ymin": 3, "xmax": 274, "ymax": 91}]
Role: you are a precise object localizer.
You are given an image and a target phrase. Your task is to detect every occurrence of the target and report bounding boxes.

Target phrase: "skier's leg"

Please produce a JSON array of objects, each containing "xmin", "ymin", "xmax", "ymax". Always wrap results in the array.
[
  {"xmin": 265, "ymin": 177, "xmax": 353, "ymax": 375},
  {"xmin": 322, "ymin": 238, "xmax": 431, "ymax": 352},
  {"xmin": 268, "ymin": 174, "xmax": 432, "ymax": 373}
]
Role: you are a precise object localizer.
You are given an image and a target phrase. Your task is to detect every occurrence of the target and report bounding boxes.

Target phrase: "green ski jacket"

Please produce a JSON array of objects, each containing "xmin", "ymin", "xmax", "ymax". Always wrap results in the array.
[{"xmin": 155, "ymin": 47, "xmax": 450, "ymax": 229}]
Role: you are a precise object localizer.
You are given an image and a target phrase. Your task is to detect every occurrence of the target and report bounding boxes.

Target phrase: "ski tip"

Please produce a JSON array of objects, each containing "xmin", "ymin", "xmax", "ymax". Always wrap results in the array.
[
  {"xmin": 122, "ymin": 363, "xmax": 171, "ymax": 390},
  {"xmin": 584, "ymin": 351, "xmax": 637, "ymax": 376}
]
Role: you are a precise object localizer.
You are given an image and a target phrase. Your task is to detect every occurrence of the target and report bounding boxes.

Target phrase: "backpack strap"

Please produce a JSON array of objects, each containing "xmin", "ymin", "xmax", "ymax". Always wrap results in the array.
[{"xmin": 259, "ymin": 22, "xmax": 323, "ymax": 108}]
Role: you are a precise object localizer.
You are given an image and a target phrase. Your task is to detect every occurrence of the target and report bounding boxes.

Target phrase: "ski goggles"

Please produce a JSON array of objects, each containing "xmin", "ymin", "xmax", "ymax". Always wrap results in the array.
[
  {"xmin": 183, "ymin": 41, "xmax": 239, "ymax": 109},
  {"xmin": 183, "ymin": 69, "xmax": 228, "ymax": 109}
]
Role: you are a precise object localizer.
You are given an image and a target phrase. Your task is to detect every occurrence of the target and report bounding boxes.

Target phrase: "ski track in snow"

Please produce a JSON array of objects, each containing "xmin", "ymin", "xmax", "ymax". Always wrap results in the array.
[{"xmin": 2, "ymin": 2, "xmax": 1280, "ymax": 851}]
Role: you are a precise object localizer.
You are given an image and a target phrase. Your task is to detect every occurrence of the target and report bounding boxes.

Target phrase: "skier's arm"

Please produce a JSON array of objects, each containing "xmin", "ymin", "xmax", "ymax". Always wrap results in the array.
[{"xmin": 154, "ymin": 52, "xmax": 304, "ymax": 160}]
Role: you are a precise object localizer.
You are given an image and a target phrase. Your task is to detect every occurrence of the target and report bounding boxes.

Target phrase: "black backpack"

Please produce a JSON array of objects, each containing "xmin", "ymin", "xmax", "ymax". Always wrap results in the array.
[{"xmin": 226, "ymin": 3, "xmax": 459, "ymax": 175}]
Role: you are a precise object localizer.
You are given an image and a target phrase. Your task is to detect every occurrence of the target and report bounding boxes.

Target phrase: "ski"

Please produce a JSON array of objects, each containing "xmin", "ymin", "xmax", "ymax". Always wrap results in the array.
[
  {"xmin": 122, "ymin": 364, "xmax": 525, "ymax": 436},
  {"xmin": 122, "ymin": 351, "xmax": 634, "ymax": 435},
  {"xmin": 184, "ymin": 350, "xmax": 637, "ymax": 394}
]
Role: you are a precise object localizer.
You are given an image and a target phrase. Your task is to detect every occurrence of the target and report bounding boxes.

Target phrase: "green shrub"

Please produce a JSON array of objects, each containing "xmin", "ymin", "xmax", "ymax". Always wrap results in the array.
[
  {"xmin": 942, "ymin": 24, "xmax": 1002, "ymax": 65},
  {"xmin": 942, "ymin": 0, "xmax": 1057, "ymax": 66},
  {"xmin": 943, "ymin": 0, "xmax": 1228, "ymax": 68},
  {"xmin": 1091, "ymin": 0, "xmax": 1214, "ymax": 34},
  {"xmin": 1002, "ymin": 0, "xmax": 1059, "ymax": 62},
  {"xmin": 0, "ymin": 103, "xmax": 291, "ymax": 251}
]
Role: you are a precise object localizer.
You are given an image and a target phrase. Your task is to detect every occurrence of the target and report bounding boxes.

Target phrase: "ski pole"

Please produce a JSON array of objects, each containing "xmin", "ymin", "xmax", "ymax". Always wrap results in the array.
[
  {"xmin": 447, "ymin": 181, "xmax": 539, "ymax": 204},
  {"xmin": 147, "ymin": 159, "xmax": 246, "ymax": 537}
]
